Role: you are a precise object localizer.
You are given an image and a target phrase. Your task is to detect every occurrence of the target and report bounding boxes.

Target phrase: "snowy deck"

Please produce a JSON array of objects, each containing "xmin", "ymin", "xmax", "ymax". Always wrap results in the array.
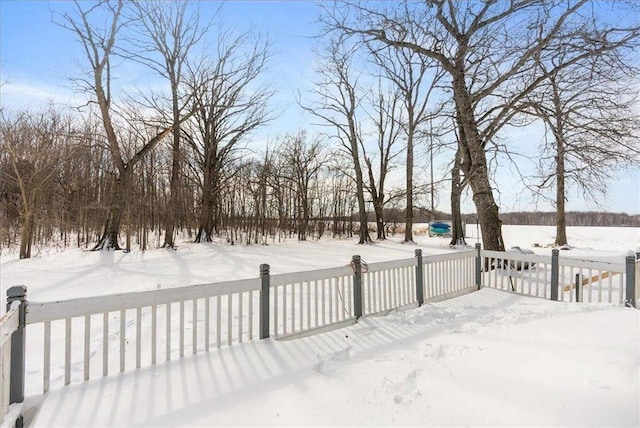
[{"xmin": 25, "ymin": 288, "xmax": 639, "ymax": 427}]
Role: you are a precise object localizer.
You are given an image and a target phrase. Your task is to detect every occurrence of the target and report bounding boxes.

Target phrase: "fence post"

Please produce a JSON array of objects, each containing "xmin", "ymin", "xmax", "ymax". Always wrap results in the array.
[
  {"xmin": 575, "ymin": 273, "xmax": 582, "ymax": 303},
  {"xmin": 6, "ymin": 286, "xmax": 26, "ymax": 428},
  {"xmin": 550, "ymin": 249, "xmax": 559, "ymax": 301},
  {"xmin": 625, "ymin": 255, "xmax": 636, "ymax": 308},
  {"xmin": 259, "ymin": 264, "xmax": 270, "ymax": 339},
  {"xmin": 475, "ymin": 243, "xmax": 482, "ymax": 290},
  {"xmin": 415, "ymin": 249, "xmax": 424, "ymax": 306},
  {"xmin": 352, "ymin": 255, "xmax": 363, "ymax": 319}
]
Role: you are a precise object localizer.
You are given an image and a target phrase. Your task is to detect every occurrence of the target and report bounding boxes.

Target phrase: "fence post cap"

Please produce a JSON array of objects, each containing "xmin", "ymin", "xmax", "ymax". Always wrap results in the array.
[
  {"xmin": 552, "ymin": 249, "xmax": 560, "ymax": 256},
  {"xmin": 260, "ymin": 263, "xmax": 270, "ymax": 273},
  {"xmin": 415, "ymin": 249, "xmax": 422, "ymax": 257},
  {"xmin": 7, "ymin": 285, "xmax": 27, "ymax": 299},
  {"xmin": 352, "ymin": 255, "xmax": 361, "ymax": 262},
  {"xmin": 475, "ymin": 243, "xmax": 481, "ymax": 250}
]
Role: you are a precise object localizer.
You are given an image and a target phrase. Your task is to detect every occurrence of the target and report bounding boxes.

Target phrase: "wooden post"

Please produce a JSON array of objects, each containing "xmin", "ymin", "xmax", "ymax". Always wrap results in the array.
[
  {"xmin": 575, "ymin": 273, "xmax": 582, "ymax": 303},
  {"xmin": 6, "ymin": 286, "xmax": 26, "ymax": 428},
  {"xmin": 259, "ymin": 264, "xmax": 270, "ymax": 339},
  {"xmin": 550, "ymin": 249, "xmax": 559, "ymax": 301},
  {"xmin": 352, "ymin": 255, "xmax": 363, "ymax": 319},
  {"xmin": 475, "ymin": 243, "xmax": 482, "ymax": 290},
  {"xmin": 415, "ymin": 249, "xmax": 424, "ymax": 306},
  {"xmin": 625, "ymin": 255, "xmax": 636, "ymax": 308}
]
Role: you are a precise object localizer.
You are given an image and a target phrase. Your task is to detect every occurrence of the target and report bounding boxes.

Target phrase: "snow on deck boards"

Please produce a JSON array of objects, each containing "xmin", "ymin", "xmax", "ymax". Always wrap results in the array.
[{"xmin": 27, "ymin": 288, "xmax": 639, "ymax": 427}]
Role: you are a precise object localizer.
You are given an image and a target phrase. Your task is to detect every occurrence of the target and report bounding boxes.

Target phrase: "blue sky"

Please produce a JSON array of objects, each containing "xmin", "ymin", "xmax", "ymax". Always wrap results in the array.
[{"xmin": 1, "ymin": 0, "xmax": 638, "ymax": 215}]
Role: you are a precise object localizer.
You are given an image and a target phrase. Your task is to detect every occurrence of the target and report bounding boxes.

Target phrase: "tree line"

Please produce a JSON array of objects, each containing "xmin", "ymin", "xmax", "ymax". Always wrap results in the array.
[{"xmin": 1, "ymin": 0, "xmax": 639, "ymax": 259}]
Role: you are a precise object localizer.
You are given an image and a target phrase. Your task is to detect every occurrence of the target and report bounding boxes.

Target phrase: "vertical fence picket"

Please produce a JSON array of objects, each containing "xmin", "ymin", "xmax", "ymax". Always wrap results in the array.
[
  {"xmin": 120, "ymin": 310, "xmax": 126, "ymax": 372},
  {"xmin": 204, "ymin": 297, "xmax": 210, "ymax": 350},
  {"xmin": 103, "ymin": 312, "xmax": 109, "ymax": 376},
  {"xmin": 298, "ymin": 283, "xmax": 303, "ymax": 333},
  {"xmin": 64, "ymin": 318, "xmax": 71, "ymax": 385},
  {"xmin": 227, "ymin": 294, "xmax": 233, "ymax": 346},
  {"xmin": 238, "ymin": 293, "xmax": 243, "ymax": 343},
  {"xmin": 166, "ymin": 303, "xmax": 171, "ymax": 361},
  {"xmin": 313, "ymin": 281, "xmax": 318, "ymax": 328},
  {"xmin": 136, "ymin": 307, "xmax": 142, "ymax": 368},
  {"xmin": 44, "ymin": 321, "xmax": 51, "ymax": 393},
  {"xmin": 151, "ymin": 305, "xmax": 157, "ymax": 364},
  {"xmin": 321, "ymin": 280, "xmax": 327, "ymax": 327},
  {"xmin": 306, "ymin": 282, "xmax": 311, "ymax": 330},
  {"xmin": 273, "ymin": 286, "xmax": 279, "ymax": 337},
  {"xmin": 84, "ymin": 315, "xmax": 90, "ymax": 381},
  {"xmin": 283, "ymin": 284, "xmax": 287, "ymax": 336},
  {"xmin": 322, "ymin": 280, "xmax": 338, "ymax": 325},
  {"xmin": 193, "ymin": 299, "xmax": 198, "ymax": 353},
  {"xmin": 291, "ymin": 283, "xmax": 295, "ymax": 334},
  {"xmin": 248, "ymin": 290, "xmax": 253, "ymax": 341},
  {"xmin": 179, "ymin": 301, "xmax": 185, "ymax": 358},
  {"xmin": 216, "ymin": 295, "xmax": 222, "ymax": 348}
]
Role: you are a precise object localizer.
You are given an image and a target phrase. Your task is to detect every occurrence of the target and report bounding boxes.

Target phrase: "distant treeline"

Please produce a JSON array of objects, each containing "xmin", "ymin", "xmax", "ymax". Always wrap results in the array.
[
  {"xmin": 497, "ymin": 211, "xmax": 639, "ymax": 227},
  {"xmin": 375, "ymin": 209, "xmax": 640, "ymax": 227},
  {"xmin": 455, "ymin": 211, "xmax": 638, "ymax": 227}
]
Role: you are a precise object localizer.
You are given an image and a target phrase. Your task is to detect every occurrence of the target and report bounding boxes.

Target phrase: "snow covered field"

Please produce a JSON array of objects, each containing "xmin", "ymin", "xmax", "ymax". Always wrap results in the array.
[{"xmin": 1, "ymin": 225, "xmax": 639, "ymax": 427}]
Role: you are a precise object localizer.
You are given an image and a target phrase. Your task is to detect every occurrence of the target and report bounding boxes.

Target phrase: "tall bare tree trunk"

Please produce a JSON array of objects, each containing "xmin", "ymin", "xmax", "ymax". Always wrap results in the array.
[
  {"xmin": 404, "ymin": 130, "xmax": 414, "ymax": 243},
  {"xmin": 449, "ymin": 150, "xmax": 466, "ymax": 246},
  {"xmin": 453, "ymin": 72, "xmax": 504, "ymax": 251}
]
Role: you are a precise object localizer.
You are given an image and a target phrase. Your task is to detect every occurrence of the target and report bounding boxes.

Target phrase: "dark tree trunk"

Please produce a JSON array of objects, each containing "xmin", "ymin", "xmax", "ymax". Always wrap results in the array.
[
  {"xmin": 19, "ymin": 210, "xmax": 34, "ymax": 259},
  {"xmin": 196, "ymin": 186, "xmax": 218, "ymax": 243},
  {"xmin": 552, "ymin": 80, "xmax": 568, "ymax": 247},
  {"xmin": 373, "ymin": 197, "xmax": 386, "ymax": 240},
  {"xmin": 452, "ymin": 70, "xmax": 505, "ymax": 251},
  {"xmin": 93, "ymin": 172, "xmax": 129, "ymax": 251},
  {"xmin": 163, "ymin": 129, "xmax": 180, "ymax": 248},
  {"xmin": 449, "ymin": 153, "xmax": 466, "ymax": 246},
  {"xmin": 404, "ymin": 132, "xmax": 414, "ymax": 243}
]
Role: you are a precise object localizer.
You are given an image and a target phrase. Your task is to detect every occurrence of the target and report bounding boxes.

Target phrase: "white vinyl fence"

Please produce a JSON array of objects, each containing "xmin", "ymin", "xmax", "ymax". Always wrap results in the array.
[{"xmin": 2, "ymin": 247, "xmax": 637, "ymax": 426}]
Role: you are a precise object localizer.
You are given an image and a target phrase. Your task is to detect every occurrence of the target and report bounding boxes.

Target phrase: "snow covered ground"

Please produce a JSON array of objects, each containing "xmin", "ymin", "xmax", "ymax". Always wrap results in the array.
[{"xmin": 1, "ymin": 225, "xmax": 639, "ymax": 427}]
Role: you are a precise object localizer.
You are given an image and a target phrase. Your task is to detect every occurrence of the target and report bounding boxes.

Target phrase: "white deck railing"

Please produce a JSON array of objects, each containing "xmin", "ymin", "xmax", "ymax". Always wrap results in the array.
[
  {"xmin": 21, "ymin": 250, "xmax": 476, "ymax": 394},
  {"xmin": 3, "ymin": 246, "xmax": 637, "ymax": 425},
  {"xmin": 480, "ymin": 249, "xmax": 630, "ymax": 304}
]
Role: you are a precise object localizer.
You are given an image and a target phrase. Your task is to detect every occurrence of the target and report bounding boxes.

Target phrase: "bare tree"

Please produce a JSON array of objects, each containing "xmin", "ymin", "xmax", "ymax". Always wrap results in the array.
[
  {"xmin": 525, "ymin": 43, "xmax": 640, "ymax": 246},
  {"xmin": 321, "ymin": 0, "xmax": 640, "ymax": 251},
  {"xmin": 361, "ymin": 81, "xmax": 403, "ymax": 240},
  {"xmin": 59, "ymin": 1, "xmax": 170, "ymax": 250},
  {"xmin": 0, "ymin": 108, "xmax": 76, "ymax": 258},
  {"xmin": 277, "ymin": 131, "xmax": 325, "ymax": 241},
  {"xmin": 184, "ymin": 30, "xmax": 275, "ymax": 243},
  {"xmin": 127, "ymin": 0, "xmax": 212, "ymax": 248},
  {"xmin": 366, "ymin": 40, "xmax": 443, "ymax": 243},
  {"xmin": 303, "ymin": 39, "xmax": 372, "ymax": 244},
  {"xmin": 60, "ymin": 0, "xmax": 200, "ymax": 250}
]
